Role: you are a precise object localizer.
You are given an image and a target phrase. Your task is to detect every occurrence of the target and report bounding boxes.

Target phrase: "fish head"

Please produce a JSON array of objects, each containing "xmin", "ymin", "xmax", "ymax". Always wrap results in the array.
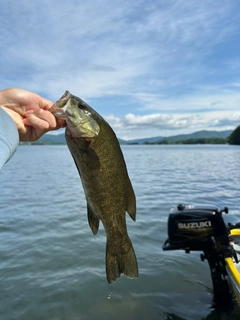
[{"xmin": 50, "ymin": 91, "xmax": 100, "ymax": 138}]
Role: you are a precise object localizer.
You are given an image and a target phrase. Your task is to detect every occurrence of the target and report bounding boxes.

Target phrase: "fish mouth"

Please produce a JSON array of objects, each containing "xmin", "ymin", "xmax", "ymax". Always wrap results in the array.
[{"xmin": 49, "ymin": 91, "xmax": 72, "ymax": 120}]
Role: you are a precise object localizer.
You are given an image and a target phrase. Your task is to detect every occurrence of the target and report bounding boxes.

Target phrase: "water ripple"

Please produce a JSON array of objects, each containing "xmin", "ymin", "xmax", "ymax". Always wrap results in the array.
[{"xmin": 1, "ymin": 145, "xmax": 240, "ymax": 319}]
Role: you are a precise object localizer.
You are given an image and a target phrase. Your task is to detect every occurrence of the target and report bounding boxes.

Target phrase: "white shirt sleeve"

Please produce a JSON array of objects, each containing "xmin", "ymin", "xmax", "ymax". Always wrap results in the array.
[{"xmin": 0, "ymin": 108, "xmax": 19, "ymax": 169}]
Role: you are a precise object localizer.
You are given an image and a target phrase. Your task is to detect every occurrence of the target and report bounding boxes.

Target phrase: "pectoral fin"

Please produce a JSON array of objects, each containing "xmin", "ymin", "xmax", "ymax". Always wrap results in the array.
[{"xmin": 87, "ymin": 203, "xmax": 100, "ymax": 235}]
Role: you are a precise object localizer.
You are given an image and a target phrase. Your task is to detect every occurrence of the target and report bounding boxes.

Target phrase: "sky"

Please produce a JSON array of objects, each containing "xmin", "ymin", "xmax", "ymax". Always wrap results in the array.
[{"xmin": 1, "ymin": 0, "xmax": 240, "ymax": 140}]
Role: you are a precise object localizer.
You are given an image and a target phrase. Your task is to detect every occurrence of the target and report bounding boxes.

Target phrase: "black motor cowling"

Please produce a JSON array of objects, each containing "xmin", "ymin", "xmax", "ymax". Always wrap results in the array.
[
  {"xmin": 162, "ymin": 204, "xmax": 235, "ymax": 305},
  {"xmin": 163, "ymin": 204, "xmax": 229, "ymax": 252}
]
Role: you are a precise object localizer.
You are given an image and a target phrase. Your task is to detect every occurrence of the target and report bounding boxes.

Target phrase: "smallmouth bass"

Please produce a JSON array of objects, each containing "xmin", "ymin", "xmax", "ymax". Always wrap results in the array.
[{"xmin": 51, "ymin": 91, "xmax": 138, "ymax": 283}]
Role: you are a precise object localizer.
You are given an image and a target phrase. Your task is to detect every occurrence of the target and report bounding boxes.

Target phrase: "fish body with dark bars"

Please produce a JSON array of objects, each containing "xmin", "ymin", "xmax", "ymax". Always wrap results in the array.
[{"xmin": 50, "ymin": 91, "xmax": 138, "ymax": 284}]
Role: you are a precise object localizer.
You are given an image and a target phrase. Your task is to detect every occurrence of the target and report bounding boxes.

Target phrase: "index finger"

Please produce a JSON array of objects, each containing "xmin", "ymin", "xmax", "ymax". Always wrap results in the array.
[{"xmin": 40, "ymin": 98, "xmax": 54, "ymax": 111}]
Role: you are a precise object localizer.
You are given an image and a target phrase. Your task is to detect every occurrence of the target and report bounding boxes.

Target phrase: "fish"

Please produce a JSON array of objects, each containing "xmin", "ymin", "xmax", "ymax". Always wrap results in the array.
[{"xmin": 50, "ymin": 91, "xmax": 138, "ymax": 283}]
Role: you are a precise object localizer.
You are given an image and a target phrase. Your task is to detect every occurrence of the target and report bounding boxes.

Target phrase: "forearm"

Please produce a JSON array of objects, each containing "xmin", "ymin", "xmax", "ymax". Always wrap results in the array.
[{"xmin": 0, "ymin": 107, "xmax": 19, "ymax": 169}]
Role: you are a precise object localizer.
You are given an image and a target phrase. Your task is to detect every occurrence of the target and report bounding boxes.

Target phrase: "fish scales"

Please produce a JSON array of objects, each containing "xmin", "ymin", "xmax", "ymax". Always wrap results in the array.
[{"xmin": 51, "ymin": 91, "xmax": 138, "ymax": 283}]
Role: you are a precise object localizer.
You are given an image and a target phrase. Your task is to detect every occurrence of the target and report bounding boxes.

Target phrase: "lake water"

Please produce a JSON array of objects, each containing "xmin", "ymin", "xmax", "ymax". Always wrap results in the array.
[{"xmin": 1, "ymin": 144, "xmax": 240, "ymax": 320}]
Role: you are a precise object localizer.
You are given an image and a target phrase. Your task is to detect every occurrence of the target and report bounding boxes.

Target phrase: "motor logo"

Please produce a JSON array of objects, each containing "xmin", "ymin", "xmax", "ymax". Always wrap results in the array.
[{"xmin": 178, "ymin": 220, "xmax": 212, "ymax": 229}]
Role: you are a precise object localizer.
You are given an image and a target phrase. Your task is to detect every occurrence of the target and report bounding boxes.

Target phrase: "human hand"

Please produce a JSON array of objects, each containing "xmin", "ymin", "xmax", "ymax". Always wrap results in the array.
[{"xmin": 0, "ymin": 88, "xmax": 66, "ymax": 141}]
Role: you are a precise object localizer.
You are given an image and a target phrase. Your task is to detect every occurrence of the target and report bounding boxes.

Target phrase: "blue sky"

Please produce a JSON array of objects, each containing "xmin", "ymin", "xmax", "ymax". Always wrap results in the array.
[{"xmin": 1, "ymin": 0, "xmax": 240, "ymax": 139}]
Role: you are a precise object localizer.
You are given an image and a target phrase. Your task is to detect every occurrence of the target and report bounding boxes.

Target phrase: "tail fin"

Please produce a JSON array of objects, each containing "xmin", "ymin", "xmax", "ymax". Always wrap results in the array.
[{"xmin": 106, "ymin": 238, "xmax": 138, "ymax": 284}]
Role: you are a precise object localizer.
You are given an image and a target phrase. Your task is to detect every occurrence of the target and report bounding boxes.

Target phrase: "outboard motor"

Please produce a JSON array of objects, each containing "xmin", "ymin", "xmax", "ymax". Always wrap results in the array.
[{"xmin": 163, "ymin": 204, "xmax": 236, "ymax": 305}]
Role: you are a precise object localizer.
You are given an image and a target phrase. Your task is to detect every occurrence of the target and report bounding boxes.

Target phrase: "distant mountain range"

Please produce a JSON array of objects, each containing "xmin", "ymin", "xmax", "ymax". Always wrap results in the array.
[
  {"xmin": 29, "ymin": 129, "xmax": 232, "ymax": 145},
  {"xmin": 123, "ymin": 129, "xmax": 233, "ymax": 144}
]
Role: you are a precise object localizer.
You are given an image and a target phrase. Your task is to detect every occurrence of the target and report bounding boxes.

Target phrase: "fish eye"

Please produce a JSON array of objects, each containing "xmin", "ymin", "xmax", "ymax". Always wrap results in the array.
[
  {"xmin": 78, "ymin": 102, "xmax": 87, "ymax": 110},
  {"xmin": 77, "ymin": 102, "xmax": 91, "ymax": 116}
]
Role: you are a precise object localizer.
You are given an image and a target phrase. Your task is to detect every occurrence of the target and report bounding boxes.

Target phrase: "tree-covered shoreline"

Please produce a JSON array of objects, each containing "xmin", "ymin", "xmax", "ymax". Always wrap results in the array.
[{"xmin": 141, "ymin": 137, "xmax": 227, "ymax": 145}]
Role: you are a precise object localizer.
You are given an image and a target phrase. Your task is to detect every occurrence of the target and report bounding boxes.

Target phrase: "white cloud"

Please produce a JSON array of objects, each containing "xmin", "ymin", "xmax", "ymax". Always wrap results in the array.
[
  {"xmin": 105, "ymin": 111, "xmax": 240, "ymax": 140},
  {"xmin": 0, "ymin": 0, "xmax": 240, "ymax": 138}
]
